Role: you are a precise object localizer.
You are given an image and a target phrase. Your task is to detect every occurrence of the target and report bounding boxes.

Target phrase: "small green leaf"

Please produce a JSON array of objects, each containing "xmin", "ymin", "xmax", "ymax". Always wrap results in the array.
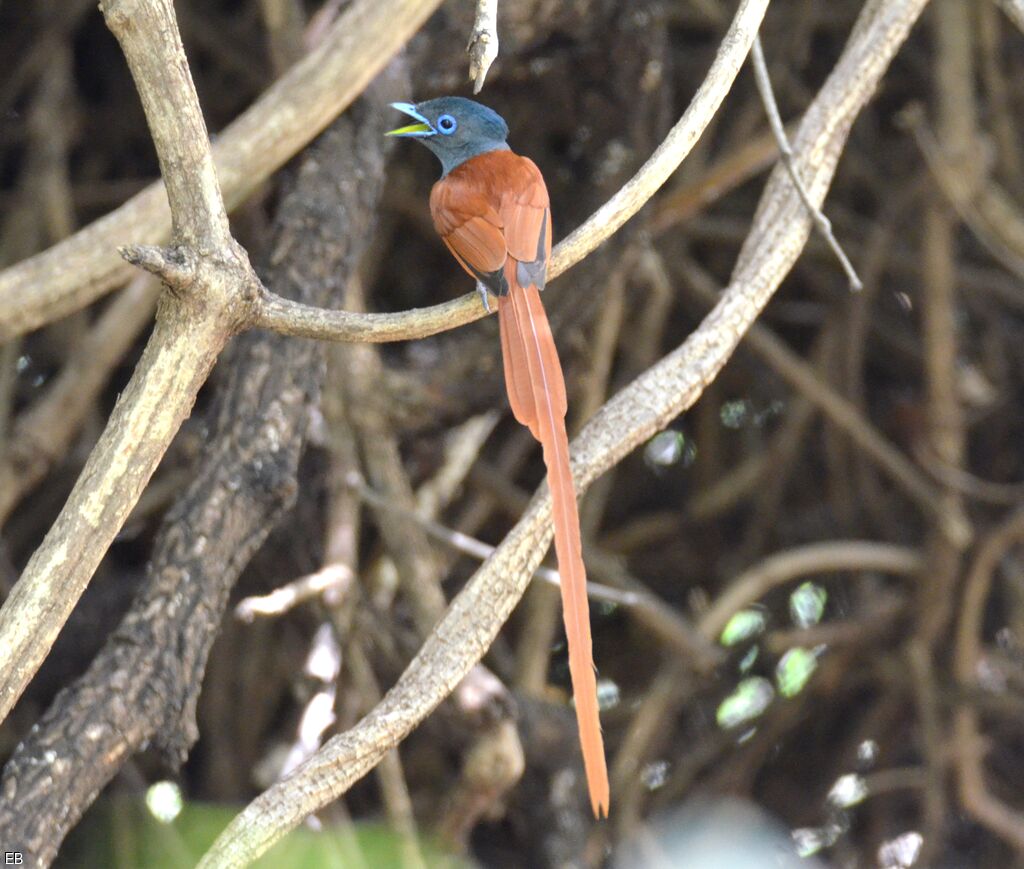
[
  {"xmin": 789, "ymin": 581, "xmax": 827, "ymax": 628},
  {"xmin": 738, "ymin": 645, "xmax": 759, "ymax": 673},
  {"xmin": 776, "ymin": 647, "xmax": 818, "ymax": 697},
  {"xmin": 716, "ymin": 677, "xmax": 774, "ymax": 728},
  {"xmin": 719, "ymin": 609, "xmax": 766, "ymax": 646}
]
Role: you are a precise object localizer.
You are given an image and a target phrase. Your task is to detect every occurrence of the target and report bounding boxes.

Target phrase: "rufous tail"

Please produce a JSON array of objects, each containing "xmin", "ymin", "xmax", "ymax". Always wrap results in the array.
[{"xmin": 497, "ymin": 278, "xmax": 610, "ymax": 818}]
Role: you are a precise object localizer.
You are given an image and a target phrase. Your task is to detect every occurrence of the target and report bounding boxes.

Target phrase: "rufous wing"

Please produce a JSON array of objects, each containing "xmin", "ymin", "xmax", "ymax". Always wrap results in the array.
[{"xmin": 430, "ymin": 179, "xmax": 506, "ymax": 280}]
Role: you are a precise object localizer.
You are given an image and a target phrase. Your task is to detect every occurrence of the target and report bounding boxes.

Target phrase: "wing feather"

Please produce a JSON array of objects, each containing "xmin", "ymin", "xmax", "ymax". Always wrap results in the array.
[{"xmin": 430, "ymin": 182, "xmax": 507, "ymax": 275}]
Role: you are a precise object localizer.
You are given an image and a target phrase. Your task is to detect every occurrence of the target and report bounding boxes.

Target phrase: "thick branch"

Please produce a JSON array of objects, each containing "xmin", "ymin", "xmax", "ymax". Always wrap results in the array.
[
  {"xmin": 101, "ymin": 0, "xmax": 230, "ymax": 248},
  {"xmin": 0, "ymin": 0, "xmax": 260, "ymax": 725},
  {"xmin": 0, "ymin": 76, "xmax": 402, "ymax": 864},
  {"xmin": 0, "ymin": 276, "xmax": 158, "ymax": 524},
  {"xmin": 0, "ymin": 0, "xmax": 444, "ymax": 339}
]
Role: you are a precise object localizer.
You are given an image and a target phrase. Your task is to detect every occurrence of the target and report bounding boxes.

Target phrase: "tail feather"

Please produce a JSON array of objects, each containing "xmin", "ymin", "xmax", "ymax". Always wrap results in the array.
[{"xmin": 498, "ymin": 279, "xmax": 610, "ymax": 818}]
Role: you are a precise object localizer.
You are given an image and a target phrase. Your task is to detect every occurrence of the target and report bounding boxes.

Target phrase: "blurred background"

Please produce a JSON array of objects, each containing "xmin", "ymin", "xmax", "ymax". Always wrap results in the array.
[{"xmin": 2, "ymin": 0, "xmax": 1024, "ymax": 866}]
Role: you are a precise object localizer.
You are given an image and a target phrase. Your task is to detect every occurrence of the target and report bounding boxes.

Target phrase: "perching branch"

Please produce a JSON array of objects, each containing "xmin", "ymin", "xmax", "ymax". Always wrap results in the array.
[{"xmin": 198, "ymin": 0, "xmax": 928, "ymax": 863}]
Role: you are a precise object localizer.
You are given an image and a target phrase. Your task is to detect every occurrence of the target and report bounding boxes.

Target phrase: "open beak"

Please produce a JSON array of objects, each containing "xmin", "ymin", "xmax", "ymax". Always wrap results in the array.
[{"xmin": 386, "ymin": 102, "xmax": 434, "ymax": 137}]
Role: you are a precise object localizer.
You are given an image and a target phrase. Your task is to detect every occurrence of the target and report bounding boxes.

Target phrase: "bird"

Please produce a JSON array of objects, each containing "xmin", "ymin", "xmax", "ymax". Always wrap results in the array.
[{"xmin": 388, "ymin": 97, "xmax": 609, "ymax": 818}]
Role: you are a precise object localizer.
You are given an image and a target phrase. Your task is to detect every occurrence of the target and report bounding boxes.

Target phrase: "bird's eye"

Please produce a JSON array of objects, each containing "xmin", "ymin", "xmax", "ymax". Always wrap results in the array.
[{"xmin": 437, "ymin": 114, "xmax": 457, "ymax": 135}]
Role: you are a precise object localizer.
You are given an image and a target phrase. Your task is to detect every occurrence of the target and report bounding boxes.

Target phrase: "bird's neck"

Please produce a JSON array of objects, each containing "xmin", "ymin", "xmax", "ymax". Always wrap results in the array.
[{"xmin": 436, "ymin": 140, "xmax": 510, "ymax": 177}]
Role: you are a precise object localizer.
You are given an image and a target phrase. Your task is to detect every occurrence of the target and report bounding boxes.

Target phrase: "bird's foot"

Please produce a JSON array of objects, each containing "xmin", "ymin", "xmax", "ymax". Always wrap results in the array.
[{"xmin": 476, "ymin": 282, "xmax": 492, "ymax": 313}]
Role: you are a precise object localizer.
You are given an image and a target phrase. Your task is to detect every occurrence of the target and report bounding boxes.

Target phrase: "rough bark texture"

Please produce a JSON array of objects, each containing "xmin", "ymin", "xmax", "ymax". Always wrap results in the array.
[
  {"xmin": 6, "ymin": 0, "xmax": 1024, "ymax": 866},
  {"xmin": 0, "ymin": 66, "xmax": 406, "ymax": 864}
]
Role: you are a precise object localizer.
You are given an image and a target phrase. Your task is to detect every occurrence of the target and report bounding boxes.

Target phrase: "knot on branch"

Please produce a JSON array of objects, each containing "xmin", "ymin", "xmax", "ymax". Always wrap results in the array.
[
  {"xmin": 467, "ymin": 30, "xmax": 499, "ymax": 94},
  {"xmin": 120, "ymin": 244, "xmax": 196, "ymax": 295}
]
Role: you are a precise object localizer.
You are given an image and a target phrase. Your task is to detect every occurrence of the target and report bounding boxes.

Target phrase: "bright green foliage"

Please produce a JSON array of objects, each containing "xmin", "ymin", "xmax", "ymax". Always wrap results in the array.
[
  {"xmin": 716, "ymin": 676, "xmax": 774, "ymax": 728},
  {"xmin": 719, "ymin": 608, "xmax": 766, "ymax": 646},
  {"xmin": 775, "ymin": 647, "xmax": 818, "ymax": 698},
  {"xmin": 789, "ymin": 581, "xmax": 827, "ymax": 628}
]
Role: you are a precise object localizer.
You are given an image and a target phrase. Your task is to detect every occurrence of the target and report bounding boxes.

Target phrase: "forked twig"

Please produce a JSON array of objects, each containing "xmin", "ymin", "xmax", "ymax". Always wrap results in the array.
[{"xmin": 750, "ymin": 35, "xmax": 863, "ymax": 291}]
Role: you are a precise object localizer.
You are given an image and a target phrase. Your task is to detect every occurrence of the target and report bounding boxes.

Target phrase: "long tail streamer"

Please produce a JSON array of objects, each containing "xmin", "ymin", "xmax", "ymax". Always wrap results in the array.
[{"xmin": 498, "ymin": 275, "xmax": 610, "ymax": 817}]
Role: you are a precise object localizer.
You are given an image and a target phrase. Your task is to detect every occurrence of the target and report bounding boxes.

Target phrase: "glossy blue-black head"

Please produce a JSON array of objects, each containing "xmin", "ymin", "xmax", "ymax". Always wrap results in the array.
[{"xmin": 387, "ymin": 97, "xmax": 510, "ymax": 176}]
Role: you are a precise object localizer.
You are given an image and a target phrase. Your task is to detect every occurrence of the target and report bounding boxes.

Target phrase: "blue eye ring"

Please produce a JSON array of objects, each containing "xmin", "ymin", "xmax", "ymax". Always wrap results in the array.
[{"xmin": 437, "ymin": 114, "xmax": 457, "ymax": 135}]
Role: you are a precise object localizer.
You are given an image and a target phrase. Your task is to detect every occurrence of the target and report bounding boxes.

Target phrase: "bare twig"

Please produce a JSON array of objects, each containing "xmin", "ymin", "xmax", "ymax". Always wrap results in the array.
[
  {"xmin": 467, "ymin": 0, "xmax": 499, "ymax": 93},
  {"xmin": 953, "ymin": 509, "xmax": 1024, "ymax": 854},
  {"xmin": 235, "ymin": 564, "xmax": 354, "ymax": 622},
  {"xmin": 198, "ymin": 2, "xmax": 928, "ymax": 863},
  {"xmin": 750, "ymin": 35, "xmax": 863, "ymax": 291},
  {"xmin": 995, "ymin": 0, "xmax": 1024, "ymax": 33},
  {"xmin": 698, "ymin": 541, "xmax": 924, "ymax": 641}
]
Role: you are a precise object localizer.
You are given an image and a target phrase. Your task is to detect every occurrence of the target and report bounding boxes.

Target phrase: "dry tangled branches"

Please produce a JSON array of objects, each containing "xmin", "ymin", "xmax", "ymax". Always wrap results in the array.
[{"xmin": 3, "ymin": 0, "xmax": 1024, "ymax": 866}]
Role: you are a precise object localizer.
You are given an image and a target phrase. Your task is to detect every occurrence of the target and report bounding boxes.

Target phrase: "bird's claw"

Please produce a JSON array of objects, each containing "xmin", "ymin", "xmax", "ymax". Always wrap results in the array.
[{"xmin": 477, "ymin": 282, "xmax": 492, "ymax": 313}]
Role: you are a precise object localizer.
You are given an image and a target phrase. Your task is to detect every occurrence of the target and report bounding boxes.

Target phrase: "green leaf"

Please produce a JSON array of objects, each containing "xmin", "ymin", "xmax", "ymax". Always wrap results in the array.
[
  {"xmin": 789, "ymin": 581, "xmax": 827, "ymax": 628},
  {"xmin": 775, "ymin": 647, "xmax": 818, "ymax": 697},
  {"xmin": 738, "ymin": 645, "xmax": 759, "ymax": 673},
  {"xmin": 716, "ymin": 677, "xmax": 774, "ymax": 728},
  {"xmin": 719, "ymin": 609, "xmax": 766, "ymax": 646}
]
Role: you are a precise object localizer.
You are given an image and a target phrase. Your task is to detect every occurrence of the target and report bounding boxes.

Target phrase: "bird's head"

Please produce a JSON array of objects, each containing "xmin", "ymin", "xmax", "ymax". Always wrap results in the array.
[{"xmin": 387, "ymin": 97, "xmax": 510, "ymax": 176}]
